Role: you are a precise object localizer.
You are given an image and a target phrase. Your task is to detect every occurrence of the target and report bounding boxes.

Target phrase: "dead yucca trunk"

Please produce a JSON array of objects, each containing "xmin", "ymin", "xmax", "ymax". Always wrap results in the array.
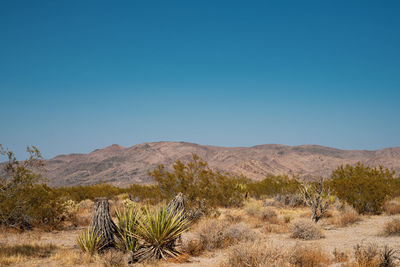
[
  {"xmin": 90, "ymin": 198, "xmax": 117, "ymax": 248},
  {"xmin": 167, "ymin": 192, "xmax": 186, "ymax": 218}
]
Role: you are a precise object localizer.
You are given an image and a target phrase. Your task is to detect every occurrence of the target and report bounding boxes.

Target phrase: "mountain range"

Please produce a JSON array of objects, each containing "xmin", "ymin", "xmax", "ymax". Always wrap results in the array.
[{"xmin": 42, "ymin": 142, "xmax": 400, "ymax": 187}]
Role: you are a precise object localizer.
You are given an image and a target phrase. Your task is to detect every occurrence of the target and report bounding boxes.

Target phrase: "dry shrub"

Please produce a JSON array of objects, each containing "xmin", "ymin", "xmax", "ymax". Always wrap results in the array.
[
  {"xmin": 289, "ymin": 245, "xmax": 331, "ymax": 267},
  {"xmin": 101, "ymin": 249, "xmax": 125, "ymax": 267},
  {"xmin": 291, "ymin": 220, "xmax": 324, "ymax": 240},
  {"xmin": 224, "ymin": 210, "xmax": 244, "ymax": 223},
  {"xmin": 185, "ymin": 218, "xmax": 258, "ymax": 253},
  {"xmin": 333, "ymin": 206, "xmax": 360, "ymax": 227},
  {"xmin": 244, "ymin": 201, "xmax": 263, "ymax": 216},
  {"xmin": 181, "ymin": 234, "xmax": 204, "ymax": 256},
  {"xmin": 382, "ymin": 218, "xmax": 400, "ymax": 236},
  {"xmin": 75, "ymin": 199, "xmax": 93, "ymax": 226},
  {"xmin": 220, "ymin": 241, "xmax": 288, "ymax": 267},
  {"xmin": 383, "ymin": 201, "xmax": 400, "ymax": 215},
  {"xmin": 348, "ymin": 243, "xmax": 398, "ymax": 267},
  {"xmin": 352, "ymin": 243, "xmax": 380, "ymax": 267},
  {"xmin": 332, "ymin": 248, "xmax": 350, "ymax": 263},
  {"xmin": 261, "ymin": 208, "xmax": 279, "ymax": 223}
]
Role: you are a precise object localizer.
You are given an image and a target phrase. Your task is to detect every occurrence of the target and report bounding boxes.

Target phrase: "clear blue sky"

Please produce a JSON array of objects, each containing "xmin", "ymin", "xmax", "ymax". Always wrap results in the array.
[{"xmin": 1, "ymin": 0, "xmax": 400, "ymax": 158}]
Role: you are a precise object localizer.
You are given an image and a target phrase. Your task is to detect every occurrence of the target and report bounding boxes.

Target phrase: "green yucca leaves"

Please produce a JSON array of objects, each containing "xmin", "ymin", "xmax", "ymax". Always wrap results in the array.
[
  {"xmin": 115, "ymin": 205, "xmax": 140, "ymax": 252},
  {"xmin": 76, "ymin": 228, "xmax": 105, "ymax": 255},
  {"xmin": 130, "ymin": 205, "xmax": 190, "ymax": 261}
]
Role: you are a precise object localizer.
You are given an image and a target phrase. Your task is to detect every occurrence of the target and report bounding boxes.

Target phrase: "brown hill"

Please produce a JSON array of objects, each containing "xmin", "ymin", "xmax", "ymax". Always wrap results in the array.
[{"xmin": 44, "ymin": 142, "xmax": 400, "ymax": 187}]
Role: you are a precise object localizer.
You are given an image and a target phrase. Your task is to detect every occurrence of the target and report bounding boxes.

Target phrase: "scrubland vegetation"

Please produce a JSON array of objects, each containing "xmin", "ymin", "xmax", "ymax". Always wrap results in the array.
[{"xmin": 2, "ymin": 145, "xmax": 400, "ymax": 266}]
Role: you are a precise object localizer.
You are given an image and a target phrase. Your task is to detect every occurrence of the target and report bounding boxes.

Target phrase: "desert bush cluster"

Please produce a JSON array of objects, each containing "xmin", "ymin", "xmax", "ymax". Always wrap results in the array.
[{"xmin": 0, "ymin": 145, "xmax": 66, "ymax": 229}]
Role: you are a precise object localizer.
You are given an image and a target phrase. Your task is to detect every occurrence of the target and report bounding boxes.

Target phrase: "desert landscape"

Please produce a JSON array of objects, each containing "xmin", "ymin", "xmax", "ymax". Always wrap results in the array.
[
  {"xmin": 1, "ymin": 146, "xmax": 400, "ymax": 266},
  {"xmin": 2, "ymin": 1, "xmax": 400, "ymax": 266}
]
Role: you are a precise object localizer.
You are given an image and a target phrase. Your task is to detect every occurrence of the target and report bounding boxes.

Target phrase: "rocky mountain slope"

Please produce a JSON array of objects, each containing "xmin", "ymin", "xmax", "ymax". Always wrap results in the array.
[{"xmin": 42, "ymin": 142, "xmax": 400, "ymax": 187}]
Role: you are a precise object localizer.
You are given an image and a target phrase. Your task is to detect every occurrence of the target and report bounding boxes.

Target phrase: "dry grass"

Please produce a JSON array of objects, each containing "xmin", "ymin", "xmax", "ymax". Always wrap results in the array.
[
  {"xmin": 243, "ymin": 200, "xmax": 263, "ymax": 217},
  {"xmin": 221, "ymin": 242, "xmax": 331, "ymax": 267},
  {"xmin": 220, "ymin": 241, "xmax": 288, "ymax": 267},
  {"xmin": 351, "ymin": 243, "xmax": 381, "ymax": 267},
  {"xmin": 0, "ymin": 243, "xmax": 57, "ymax": 258},
  {"xmin": 75, "ymin": 199, "xmax": 94, "ymax": 226},
  {"xmin": 382, "ymin": 218, "xmax": 400, "ymax": 236},
  {"xmin": 332, "ymin": 248, "xmax": 350, "ymax": 263},
  {"xmin": 261, "ymin": 208, "xmax": 279, "ymax": 223},
  {"xmin": 329, "ymin": 206, "xmax": 360, "ymax": 227},
  {"xmin": 0, "ymin": 243, "xmax": 57, "ymax": 266},
  {"xmin": 181, "ymin": 218, "xmax": 258, "ymax": 255},
  {"xmin": 383, "ymin": 201, "xmax": 400, "ymax": 215},
  {"xmin": 262, "ymin": 223, "xmax": 290, "ymax": 234},
  {"xmin": 290, "ymin": 219, "xmax": 324, "ymax": 240},
  {"xmin": 288, "ymin": 245, "xmax": 331, "ymax": 267}
]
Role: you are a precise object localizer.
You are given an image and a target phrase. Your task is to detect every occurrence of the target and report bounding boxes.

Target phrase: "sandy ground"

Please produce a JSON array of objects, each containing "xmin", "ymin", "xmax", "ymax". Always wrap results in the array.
[{"xmin": 1, "ymin": 214, "xmax": 400, "ymax": 266}]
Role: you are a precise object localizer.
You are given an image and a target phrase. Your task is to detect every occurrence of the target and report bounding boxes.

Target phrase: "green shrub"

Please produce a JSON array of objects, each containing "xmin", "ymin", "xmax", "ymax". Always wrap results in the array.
[
  {"xmin": 247, "ymin": 174, "xmax": 300, "ymax": 199},
  {"xmin": 0, "ymin": 145, "xmax": 65, "ymax": 229},
  {"xmin": 329, "ymin": 162, "xmax": 396, "ymax": 214},
  {"xmin": 148, "ymin": 155, "xmax": 247, "ymax": 213}
]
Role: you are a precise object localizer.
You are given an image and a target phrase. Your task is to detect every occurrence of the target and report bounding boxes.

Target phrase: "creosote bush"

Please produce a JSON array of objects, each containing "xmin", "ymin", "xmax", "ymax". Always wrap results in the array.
[
  {"xmin": 149, "ymin": 155, "xmax": 247, "ymax": 214},
  {"xmin": 329, "ymin": 162, "xmax": 397, "ymax": 214},
  {"xmin": 0, "ymin": 145, "xmax": 65, "ymax": 229}
]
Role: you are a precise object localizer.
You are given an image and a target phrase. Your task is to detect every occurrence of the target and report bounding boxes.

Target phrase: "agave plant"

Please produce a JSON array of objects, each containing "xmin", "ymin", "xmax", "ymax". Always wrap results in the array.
[
  {"xmin": 76, "ymin": 228, "xmax": 105, "ymax": 255},
  {"xmin": 115, "ymin": 204, "xmax": 141, "ymax": 252},
  {"xmin": 131, "ymin": 205, "xmax": 190, "ymax": 261}
]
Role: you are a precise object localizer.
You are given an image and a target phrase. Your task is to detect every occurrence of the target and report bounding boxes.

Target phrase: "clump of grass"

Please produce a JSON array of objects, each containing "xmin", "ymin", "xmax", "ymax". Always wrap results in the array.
[
  {"xmin": 332, "ymin": 248, "xmax": 349, "ymax": 263},
  {"xmin": 283, "ymin": 214, "xmax": 292, "ymax": 224},
  {"xmin": 220, "ymin": 241, "xmax": 287, "ymax": 267},
  {"xmin": 382, "ymin": 218, "xmax": 400, "ymax": 236},
  {"xmin": 353, "ymin": 243, "xmax": 380, "ymax": 267},
  {"xmin": 383, "ymin": 201, "xmax": 400, "ymax": 215},
  {"xmin": 76, "ymin": 229, "xmax": 105, "ymax": 255},
  {"xmin": 334, "ymin": 206, "xmax": 360, "ymax": 227},
  {"xmin": 115, "ymin": 204, "xmax": 140, "ymax": 252},
  {"xmin": 289, "ymin": 245, "xmax": 331, "ymax": 266},
  {"xmin": 224, "ymin": 210, "xmax": 243, "ymax": 223},
  {"xmin": 132, "ymin": 205, "xmax": 190, "ymax": 261},
  {"xmin": 351, "ymin": 243, "xmax": 398, "ymax": 267},
  {"xmin": 184, "ymin": 218, "xmax": 257, "ymax": 254},
  {"xmin": 243, "ymin": 201, "xmax": 263, "ymax": 217},
  {"xmin": 101, "ymin": 249, "xmax": 125, "ymax": 267},
  {"xmin": 291, "ymin": 219, "xmax": 324, "ymax": 240},
  {"xmin": 261, "ymin": 208, "xmax": 278, "ymax": 223},
  {"xmin": 263, "ymin": 223, "xmax": 290, "ymax": 234}
]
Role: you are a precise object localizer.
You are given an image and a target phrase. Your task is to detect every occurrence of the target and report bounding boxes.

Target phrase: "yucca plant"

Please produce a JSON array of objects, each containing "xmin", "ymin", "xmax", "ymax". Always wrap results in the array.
[
  {"xmin": 131, "ymin": 205, "xmax": 190, "ymax": 261},
  {"xmin": 76, "ymin": 228, "xmax": 105, "ymax": 255},
  {"xmin": 115, "ymin": 204, "xmax": 140, "ymax": 252}
]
